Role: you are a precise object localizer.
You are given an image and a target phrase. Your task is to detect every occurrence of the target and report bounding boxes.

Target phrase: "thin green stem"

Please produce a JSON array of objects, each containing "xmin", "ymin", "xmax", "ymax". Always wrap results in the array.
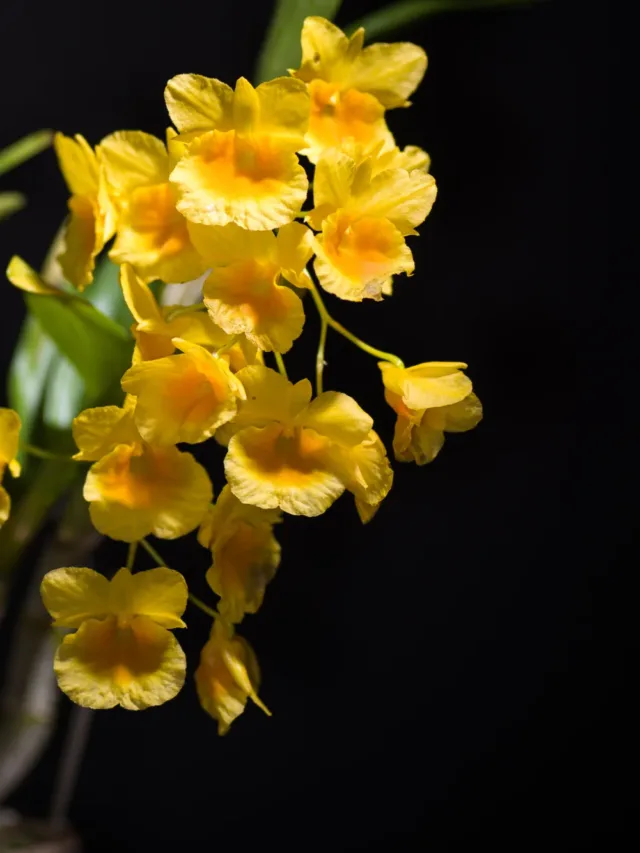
[
  {"xmin": 274, "ymin": 351, "xmax": 288, "ymax": 378},
  {"xmin": 139, "ymin": 538, "xmax": 219, "ymax": 620},
  {"xmin": 215, "ymin": 335, "xmax": 241, "ymax": 357},
  {"xmin": 20, "ymin": 443, "xmax": 74, "ymax": 462},
  {"xmin": 164, "ymin": 302, "xmax": 207, "ymax": 321},
  {"xmin": 307, "ymin": 278, "xmax": 404, "ymax": 369},
  {"xmin": 316, "ymin": 315, "xmax": 328, "ymax": 395},
  {"xmin": 139, "ymin": 537, "xmax": 166, "ymax": 567},
  {"xmin": 187, "ymin": 593, "xmax": 219, "ymax": 620},
  {"xmin": 126, "ymin": 541, "xmax": 138, "ymax": 571}
]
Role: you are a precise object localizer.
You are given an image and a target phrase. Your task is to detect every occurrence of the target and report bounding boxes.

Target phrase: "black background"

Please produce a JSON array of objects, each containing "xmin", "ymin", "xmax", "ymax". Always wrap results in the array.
[{"xmin": 1, "ymin": 1, "xmax": 621, "ymax": 850}]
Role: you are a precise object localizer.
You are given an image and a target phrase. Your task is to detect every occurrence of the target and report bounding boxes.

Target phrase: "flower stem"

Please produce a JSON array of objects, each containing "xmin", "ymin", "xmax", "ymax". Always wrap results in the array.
[
  {"xmin": 307, "ymin": 278, "xmax": 404, "ymax": 371},
  {"xmin": 21, "ymin": 443, "xmax": 74, "ymax": 462},
  {"xmin": 274, "ymin": 351, "xmax": 288, "ymax": 378},
  {"xmin": 316, "ymin": 315, "xmax": 328, "ymax": 395},
  {"xmin": 215, "ymin": 335, "xmax": 240, "ymax": 357},
  {"xmin": 187, "ymin": 593, "xmax": 219, "ymax": 620},
  {"xmin": 139, "ymin": 538, "xmax": 219, "ymax": 620},
  {"xmin": 165, "ymin": 302, "xmax": 207, "ymax": 321},
  {"xmin": 126, "ymin": 541, "xmax": 138, "ymax": 571}
]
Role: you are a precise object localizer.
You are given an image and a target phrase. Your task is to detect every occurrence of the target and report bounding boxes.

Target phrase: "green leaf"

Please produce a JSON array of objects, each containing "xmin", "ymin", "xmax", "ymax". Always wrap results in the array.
[
  {"xmin": 0, "ymin": 192, "xmax": 26, "ymax": 222},
  {"xmin": 24, "ymin": 291, "xmax": 132, "ymax": 399},
  {"xmin": 7, "ymin": 314, "xmax": 57, "ymax": 453},
  {"xmin": 254, "ymin": 0, "xmax": 343, "ymax": 84},
  {"xmin": 86, "ymin": 255, "xmax": 133, "ymax": 330},
  {"xmin": 0, "ymin": 130, "xmax": 52, "ymax": 179},
  {"xmin": 347, "ymin": 0, "xmax": 540, "ymax": 40},
  {"xmin": 41, "ymin": 356, "xmax": 85, "ymax": 431}
]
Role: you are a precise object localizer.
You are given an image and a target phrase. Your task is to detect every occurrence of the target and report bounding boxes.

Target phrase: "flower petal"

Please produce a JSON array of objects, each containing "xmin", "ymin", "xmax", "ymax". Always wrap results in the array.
[
  {"xmin": 352, "ymin": 168, "xmax": 437, "ymax": 235},
  {"xmin": 85, "ymin": 443, "xmax": 213, "ymax": 542},
  {"xmin": 293, "ymin": 16, "xmax": 350, "ymax": 83},
  {"xmin": 72, "ymin": 405, "xmax": 139, "ymax": 462},
  {"xmin": 58, "ymin": 195, "xmax": 104, "ymax": 291},
  {"xmin": 109, "ymin": 567, "xmax": 188, "ymax": 629},
  {"xmin": 314, "ymin": 212, "xmax": 413, "ymax": 301},
  {"xmin": 0, "ymin": 407, "xmax": 21, "ymax": 471},
  {"xmin": 40, "ymin": 566, "xmax": 111, "ymax": 628},
  {"xmin": 110, "ymin": 183, "xmax": 205, "ymax": 285},
  {"xmin": 54, "ymin": 615, "xmax": 186, "ymax": 710},
  {"xmin": 170, "ymin": 130, "xmax": 308, "ymax": 230},
  {"xmin": 349, "ymin": 43, "xmax": 427, "ymax": 107},
  {"xmin": 215, "ymin": 366, "xmax": 311, "ymax": 445},
  {"xmin": 54, "ymin": 133, "xmax": 99, "ymax": 198},
  {"xmin": 276, "ymin": 221, "xmax": 315, "ymax": 286},
  {"xmin": 121, "ymin": 343, "xmax": 244, "ymax": 445},
  {"xmin": 164, "ymin": 74, "xmax": 234, "ymax": 135},
  {"xmin": 379, "ymin": 361, "xmax": 472, "ymax": 410},
  {"xmin": 203, "ymin": 262, "xmax": 305, "ymax": 352},
  {"xmin": 188, "ymin": 222, "xmax": 275, "ymax": 267},
  {"xmin": 300, "ymin": 391, "xmax": 372, "ymax": 446},
  {"xmin": 225, "ymin": 424, "xmax": 345, "ymax": 516},
  {"xmin": 99, "ymin": 131, "xmax": 169, "ymax": 196},
  {"xmin": 120, "ymin": 263, "xmax": 164, "ymax": 325},
  {"xmin": 254, "ymin": 77, "xmax": 309, "ymax": 149},
  {"xmin": 442, "ymin": 392, "xmax": 483, "ymax": 433},
  {"xmin": 195, "ymin": 619, "xmax": 269, "ymax": 734}
]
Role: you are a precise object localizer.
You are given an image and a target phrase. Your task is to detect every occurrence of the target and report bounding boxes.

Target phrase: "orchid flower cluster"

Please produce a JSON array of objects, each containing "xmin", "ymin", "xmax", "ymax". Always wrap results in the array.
[{"xmin": 1, "ymin": 17, "xmax": 481, "ymax": 733}]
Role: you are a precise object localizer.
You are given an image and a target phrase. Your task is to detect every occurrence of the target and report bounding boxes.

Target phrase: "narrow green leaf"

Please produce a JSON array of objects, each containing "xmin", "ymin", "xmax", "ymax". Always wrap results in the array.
[
  {"xmin": 0, "ymin": 130, "xmax": 53, "ymax": 178},
  {"xmin": 254, "ymin": 0, "xmax": 343, "ymax": 84},
  {"xmin": 347, "ymin": 0, "xmax": 540, "ymax": 39},
  {"xmin": 7, "ymin": 315, "xmax": 57, "ymax": 454},
  {"xmin": 86, "ymin": 255, "xmax": 133, "ymax": 330},
  {"xmin": 0, "ymin": 192, "xmax": 26, "ymax": 222},
  {"xmin": 24, "ymin": 291, "xmax": 132, "ymax": 399},
  {"xmin": 41, "ymin": 356, "xmax": 85, "ymax": 431}
]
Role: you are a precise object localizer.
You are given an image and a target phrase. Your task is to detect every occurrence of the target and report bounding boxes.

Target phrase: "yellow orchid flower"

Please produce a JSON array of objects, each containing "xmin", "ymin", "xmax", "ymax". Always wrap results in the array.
[
  {"xmin": 307, "ymin": 148, "xmax": 437, "ymax": 301},
  {"xmin": 218, "ymin": 365, "xmax": 392, "ymax": 517},
  {"xmin": 291, "ymin": 16, "xmax": 426, "ymax": 162},
  {"xmin": 195, "ymin": 617, "xmax": 270, "ymax": 734},
  {"xmin": 188, "ymin": 221, "xmax": 313, "ymax": 353},
  {"xmin": 54, "ymin": 133, "xmax": 116, "ymax": 290},
  {"xmin": 379, "ymin": 361, "xmax": 483, "ymax": 464},
  {"xmin": 84, "ymin": 442, "xmax": 213, "ymax": 542},
  {"xmin": 41, "ymin": 566, "xmax": 187, "ymax": 709},
  {"xmin": 72, "ymin": 398, "xmax": 139, "ymax": 462},
  {"xmin": 164, "ymin": 75, "xmax": 310, "ymax": 229},
  {"xmin": 73, "ymin": 403, "xmax": 213, "ymax": 541},
  {"xmin": 120, "ymin": 263, "xmax": 231, "ymax": 360},
  {"xmin": 121, "ymin": 338, "xmax": 246, "ymax": 446},
  {"xmin": 0, "ymin": 408, "xmax": 21, "ymax": 528},
  {"xmin": 100, "ymin": 130, "xmax": 206, "ymax": 284},
  {"xmin": 198, "ymin": 485, "xmax": 281, "ymax": 623}
]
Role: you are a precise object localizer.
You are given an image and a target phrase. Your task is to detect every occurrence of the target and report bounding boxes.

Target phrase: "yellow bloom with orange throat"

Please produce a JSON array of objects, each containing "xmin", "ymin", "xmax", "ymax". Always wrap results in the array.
[
  {"xmin": 53, "ymin": 133, "xmax": 115, "ymax": 290},
  {"xmin": 165, "ymin": 75, "xmax": 310, "ymax": 230},
  {"xmin": 41, "ymin": 566, "xmax": 187, "ymax": 709},
  {"xmin": 218, "ymin": 365, "xmax": 392, "ymax": 517},
  {"xmin": 73, "ymin": 403, "xmax": 213, "ymax": 541},
  {"xmin": 99, "ymin": 130, "xmax": 206, "ymax": 285},
  {"xmin": 307, "ymin": 148, "xmax": 437, "ymax": 301},
  {"xmin": 195, "ymin": 617, "xmax": 270, "ymax": 734},
  {"xmin": 379, "ymin": 361, "xmax": 483, "ymax": 465},
  {"xmin": 119, "ymin": 263, "xmax": 257, "ymax": 366},
  {"xmin": 0, "ymin": 408, "xmax": 21, "ymax": 528},
  {"xmin": 188, "ymin": 221, "xmax": 313, "ymax": 353},
  {"xmin": 291, "ymin": 16, "xmax": 427, "ymax": 162},
  {"xmin": 198, "ymin": 486, "xmax": 281, "ymax": 623},
  {"xmin": 121, "ymin": 338, "xmax": 246, "ymax": 446}
]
